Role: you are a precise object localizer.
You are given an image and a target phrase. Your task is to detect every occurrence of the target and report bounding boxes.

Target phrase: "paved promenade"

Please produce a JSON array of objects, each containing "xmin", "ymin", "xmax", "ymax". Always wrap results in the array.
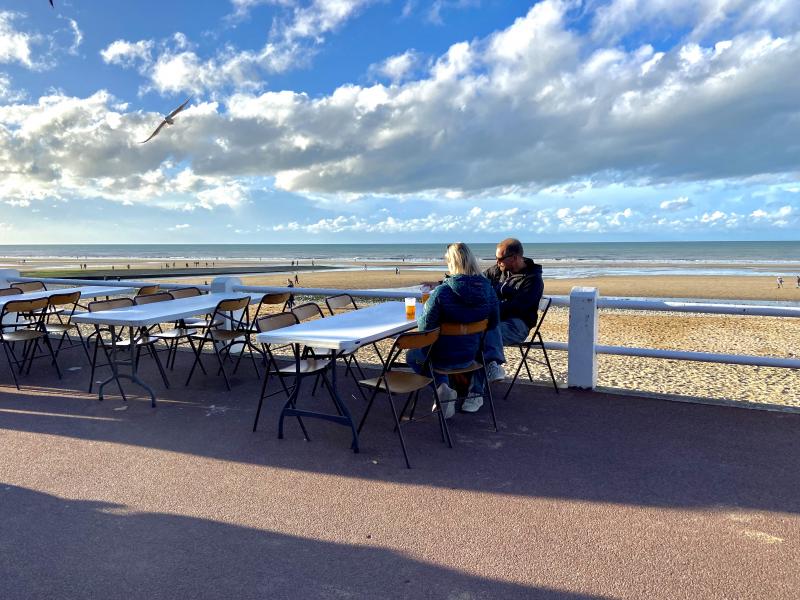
[{"xmin": 1, "ymin": 353, "xmax": 798, "ymax": 599}]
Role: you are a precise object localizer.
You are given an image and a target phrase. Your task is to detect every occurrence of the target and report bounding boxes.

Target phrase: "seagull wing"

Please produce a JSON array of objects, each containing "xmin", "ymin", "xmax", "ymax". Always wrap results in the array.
[
  {"xmin": 167, "ymin": 98, "xmax": 191, "ymax": 120},
  {"xmin": 49, "ymin": 0, "xmax": 54, "ymax": 7},
  {"xmin": 140, "ymin": 119, "xmax": 167, "ymax": 144}
]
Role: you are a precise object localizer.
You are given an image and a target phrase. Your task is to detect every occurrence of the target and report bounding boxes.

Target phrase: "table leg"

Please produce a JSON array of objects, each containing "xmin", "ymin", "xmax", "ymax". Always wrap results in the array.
[
  {"xmin": 277, "ymin": 349, "xmax": 360, "ymax": 453},
  {"xmin": 97, "ymin": 326, "xmax": 157, "ymax": 407}
]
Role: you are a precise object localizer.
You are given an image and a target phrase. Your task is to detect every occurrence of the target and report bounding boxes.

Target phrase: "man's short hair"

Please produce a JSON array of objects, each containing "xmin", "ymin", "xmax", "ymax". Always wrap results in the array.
[{"xmin": 498, "ymin": 238, "xmax": 524, "ymax": 257}]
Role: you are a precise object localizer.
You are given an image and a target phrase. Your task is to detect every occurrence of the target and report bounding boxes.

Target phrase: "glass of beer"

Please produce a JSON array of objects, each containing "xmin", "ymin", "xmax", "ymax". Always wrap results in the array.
[
  {"xmin": 405, "ymin": 297, "xmax": 416, "ymax": 319},
  {"xmin": 420, "ymin": 284, "xmax": 431, "ymax": 304}
]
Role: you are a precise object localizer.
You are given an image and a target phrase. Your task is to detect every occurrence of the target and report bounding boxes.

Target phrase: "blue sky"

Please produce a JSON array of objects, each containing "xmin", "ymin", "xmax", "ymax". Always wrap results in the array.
[{"xmin": 0, "ymin": 0, "xmax": 798, "ymax": 244}]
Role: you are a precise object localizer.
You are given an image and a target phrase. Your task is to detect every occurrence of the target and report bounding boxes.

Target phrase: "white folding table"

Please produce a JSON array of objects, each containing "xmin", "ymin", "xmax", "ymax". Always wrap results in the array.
[
  {"xmin": 0, "ymin": 285, "xmax": 135, "ymax": 310},
  {"xmin": 73, "ymin": 293, "xmax": 252, "ymax": 406},
  {"xmin": 255, "ymin": 301, "xmax": 418, "ymax": 452}
]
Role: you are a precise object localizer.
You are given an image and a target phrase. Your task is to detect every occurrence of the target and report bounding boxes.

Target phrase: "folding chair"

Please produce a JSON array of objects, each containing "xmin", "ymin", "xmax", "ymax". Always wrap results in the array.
[
  {"xmin": 433, "ymin": 319, "xmax": 498, "ymax": 431},
  {"xmin": 252, "ymin": 292, "xmax": 291, "ymax": 322},
  {"xmin": 503, "ymin": 297, "xmax": 560, "ymax": 398},
  {"xmin": 86, "ymin": 297, "xmax": 170, "ymax": 399},
  {"xmin": 185, "ymin": 296, "xmax": 257, "ymax": 390},
  {"xmin": 293, "ymin": 302, "xmax": 367, "ymax": 399},
  {"xmin": 137, "ymin": 285, "xmax": 161, "ymax": 296},
  {"xmin": 356, "ymin": 328, "xmax": 444, "ymax": 468},
  {"xmin": 12, "ymin": 281, "xmax": 46, "ymax": 293},
  {"xmin": 0, "ymin": 297, "xmax": 61, "ymax": 390},
  {"xmin": 45, "ymin": 291, "xmax": 92, "ymax": 364},
  {"xmin": 252, "ymin": 312, "xmax": 332, "ymax": 438},
  {"xmin": 135, "ymin": 292, "xmax": 202, "ymax": 371},
  {"xmin": 172, "ymin": 287, "xmax": 223, "ymax": 330}
]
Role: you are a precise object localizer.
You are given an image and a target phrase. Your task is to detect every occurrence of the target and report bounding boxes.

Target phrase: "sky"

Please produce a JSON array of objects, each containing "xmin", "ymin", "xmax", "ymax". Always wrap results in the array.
[{"xmin": 0, "ymin": 0, "xmax": 798, "ymax": 244}]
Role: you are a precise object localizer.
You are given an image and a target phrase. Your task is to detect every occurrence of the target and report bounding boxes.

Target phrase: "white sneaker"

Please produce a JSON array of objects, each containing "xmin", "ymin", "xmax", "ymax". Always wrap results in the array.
[
  {"xmin": 461, "ymin": 394, "xmax": 483, "ymax": 413},
  {"xmin": 486, "ymin": 361, "xmax": 505, "ymax": 382},
  {"xmin": 435, "ymin": 383, "xmax": 457, "ymax": 419}
]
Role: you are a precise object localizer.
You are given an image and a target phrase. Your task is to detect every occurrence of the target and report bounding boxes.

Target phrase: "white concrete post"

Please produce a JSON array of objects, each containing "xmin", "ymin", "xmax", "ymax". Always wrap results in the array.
[
  {"xmin": 0, "ymin": 270, "xmax": 21, "ymax": 328},
  {"xmin": 0, "ymin": 269, "xmax": 20, "ymax": 289},
  {"xmin": 211, "ymin": 276, "xmax": 245, "ymax": 354},
  {"xmin": 567, "ymin": 286, "xmax": 598, "ymax": 389}
]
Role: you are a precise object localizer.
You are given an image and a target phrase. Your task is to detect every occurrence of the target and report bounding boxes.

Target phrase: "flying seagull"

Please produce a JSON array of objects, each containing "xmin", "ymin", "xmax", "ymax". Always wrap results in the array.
[{"xmin": 140, "ymin": 98, "xmax": 191, "ymax": 144}]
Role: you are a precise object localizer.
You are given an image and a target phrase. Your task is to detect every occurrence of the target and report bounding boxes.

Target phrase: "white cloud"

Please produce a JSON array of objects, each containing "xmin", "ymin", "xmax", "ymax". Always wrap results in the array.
[
  {"xmin": 370, "ymin": 50, "xmax": 421, "ymax": 83},
  {"xmin": 66, "ymin": 19, "xmax": 83, "ymax": 55},
  {"xmin": 0, "ymin": 12, "xmax": 36, "ymax": 68},
  {"xmin": 591, "ymin": 0, "xmax": 800, "ymax": 43},
  {"xmin": 660, "ymin": 196, "xmax": 692, "ymax": 211},
  {"xmin": 3, "ymin": 0, "xmax": 800, "ymax": 215},
  {"xmin": 101, "ymin": 39, "xmax": 153, "ymax": 67},
  {"xmin": 168, "ymin": 223, "xmax": 191, "ymax": 230}
]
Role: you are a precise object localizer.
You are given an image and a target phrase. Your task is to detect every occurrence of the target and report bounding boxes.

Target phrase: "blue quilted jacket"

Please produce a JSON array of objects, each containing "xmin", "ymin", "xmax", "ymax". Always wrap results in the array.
[{"xmin": 417, "ymin": 274, "xmax": 499, "ymax": 366}]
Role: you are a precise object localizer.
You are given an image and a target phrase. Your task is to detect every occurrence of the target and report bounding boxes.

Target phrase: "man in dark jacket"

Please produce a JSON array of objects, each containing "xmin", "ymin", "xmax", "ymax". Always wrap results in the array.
[{"xmin": 482, "ymin": 238, "xmax": 544, "ymax": 381}]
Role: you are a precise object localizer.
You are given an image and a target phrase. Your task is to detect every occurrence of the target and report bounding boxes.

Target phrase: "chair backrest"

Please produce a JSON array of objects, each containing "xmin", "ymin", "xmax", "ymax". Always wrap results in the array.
[
  {"xmin": 137, "ymin": 285, "xmax": 161, "ymax": 296},
  {"xmin": 2, "ymin": 297, "xmax": 49, "ymax": 315},
  {"xmin": 252, "ymin": 292, "xmax": 291, "ymax": 320},
  {"xmin": 47, "ymin": 291, "xmax": 81, "ymax": 307},
  {"xmin": 134, "ymin": 292, "xmax": 173, "ymax": 305},
  {"xmin": 292, "ymin": 302, "xmax": 324, "ymax": 322},
  {"xmin": 169, "ymin": 287, "xmax": 201, "ymax": 299},
  {"xmin": 89, "ymin": 297, "xmax": 134, "ymax": 312},
  {"xmin": 0, "ymin": 287, "xmax": 23, "ymax": 297},
  {"xmin": 439, "ymin": 319, "xmax": 488, "ymax": 336},
  {"xmin": 208, "ymin": 296, "xmax": 252, "ymax": 332},
  {"xmin": 0, "ymin": 298, "xmax": 49, "ymax": 334},
  {"xmin": 217, "ymin": 296, "xmax": 250, "ymax": 313},
  {"xmin": 527, "ymin": 297, "xmax": 552, "ymax": 340},
  {"xmin": 255, "ymin": 311, "xmax": 299, "ymax": 333},
  {"xmin": 12, "ymin": 281, "xmax": 46, "ymax": 293},
  {"xmin": 395, "ymin": 328, "xmax": 440, "ymax": 350},
  {"xmin": 325, "ymin": 293, "xmax": 357, "ymax": 315}
]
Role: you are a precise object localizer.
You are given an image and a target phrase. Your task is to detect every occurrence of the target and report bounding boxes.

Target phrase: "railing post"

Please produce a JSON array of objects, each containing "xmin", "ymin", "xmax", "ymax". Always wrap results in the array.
[
  {"xmin": 568, "ymin": 287, "xmax": 598, "ymax": 389},
  {"xmin": 0, "ymin": 269, "xmax": 20, "ymax": 288},
  {"xmin": 211, "ymin": 276, "xmax": 245, "ymax": 354}
]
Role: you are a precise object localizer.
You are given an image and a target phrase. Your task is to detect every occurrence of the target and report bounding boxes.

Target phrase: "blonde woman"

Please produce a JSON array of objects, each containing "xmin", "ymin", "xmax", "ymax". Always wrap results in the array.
[{"xmin": 407, "ymin": 243, "xmax": 499, "ymax": 418}]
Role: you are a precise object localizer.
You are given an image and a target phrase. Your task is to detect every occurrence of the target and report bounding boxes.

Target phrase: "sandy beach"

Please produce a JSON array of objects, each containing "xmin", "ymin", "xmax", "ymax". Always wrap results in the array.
[{"xmin": 5, "ymin": 257, "xmax": 798, "ymax": 409}]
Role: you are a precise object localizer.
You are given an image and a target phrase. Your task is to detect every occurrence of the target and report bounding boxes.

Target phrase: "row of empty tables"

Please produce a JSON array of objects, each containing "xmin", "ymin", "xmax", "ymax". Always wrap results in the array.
[{"xmin": 3, "ymin": 283, "xmax": 419, "ymax": 454}]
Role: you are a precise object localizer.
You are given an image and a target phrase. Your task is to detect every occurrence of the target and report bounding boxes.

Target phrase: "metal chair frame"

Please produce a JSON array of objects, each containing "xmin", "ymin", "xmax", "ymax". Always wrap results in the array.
[
  {"xmin": 185, "ymin": 296, "xmax": 258, "ymax": 390},
  {"xmin": 0, "ymin": 297, "xmax": 61, "ymax": 389},
  {"xmin": 356, "ymin": 328, "xmax": 445, "ymax": 468},
  {"xmin": 503, "ymin": 297, "xmax": 560, "ymax": 398},
  {"xmin": 251, "ymin": 312, "xmax": 336, "ymax": 439},
  {"xmin": 432, "ymin": 319, "xmax": 498, "ymax": 431}
]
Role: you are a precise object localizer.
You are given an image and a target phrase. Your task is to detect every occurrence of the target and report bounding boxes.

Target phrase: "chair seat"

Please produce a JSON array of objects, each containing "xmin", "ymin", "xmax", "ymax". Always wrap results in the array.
[
  {"xmin": 101, "ymin": 336, "xmax": 159, "ymax": 348},
  {"xmin": 154, "ymin": 328, "xmax": 198, "ymax": 340},
  {"xmin": 275, "ymin": 358, "xmax": 330, "ymax": 375},
  {"xmin": 198, "ymin": 329, "xmax": 250, "ymax": 342},
  {"xmin": 45, "ymin": 323, "xmax": 77, "ymax": 334},
  {"xmin": 1, "ymin": 329, "xmax": 47, "ymax": 342},
  {"xmin": 183, "ymin": 317, "xmax": 223, "ymax": 328},
  {"xmin": 359, "ymin": 371, "xmax": 432, "ymax": 394},
  {"xmin": 433, "ymin": 361, "xmax": 483, "ymax": 375}
]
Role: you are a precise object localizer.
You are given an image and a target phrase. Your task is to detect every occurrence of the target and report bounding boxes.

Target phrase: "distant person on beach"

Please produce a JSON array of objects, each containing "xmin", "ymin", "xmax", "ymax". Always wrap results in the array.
[
  {"xmin": 286, "ymin": 279, "xmax": 295, "ymax": 309},
  {"xmin": 480, "ymin": 238, "xmax": 544, "ymax": 383},
  {"xmin": 796, "ymin": 275, "xmax": 800, "ymax": 288},
  {"xmin": 294, "ymin": 273, "xmax": 299, "ymax": 284},
  {"xmin": 777, "ymin": 276, "xmax": 784, "ymax": 288}
]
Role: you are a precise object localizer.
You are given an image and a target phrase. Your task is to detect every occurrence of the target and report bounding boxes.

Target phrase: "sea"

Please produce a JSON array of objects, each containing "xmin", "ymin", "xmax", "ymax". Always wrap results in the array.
[{"xmin": 0, "ymin": 241, "xmax": 798, "ymax": 279}]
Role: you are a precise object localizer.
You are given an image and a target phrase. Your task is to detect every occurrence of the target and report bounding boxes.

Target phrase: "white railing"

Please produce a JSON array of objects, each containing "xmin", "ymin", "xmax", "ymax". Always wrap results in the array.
[{"xmin": 2, "ymin": 270, "xmax": 798, "ymax": 390}]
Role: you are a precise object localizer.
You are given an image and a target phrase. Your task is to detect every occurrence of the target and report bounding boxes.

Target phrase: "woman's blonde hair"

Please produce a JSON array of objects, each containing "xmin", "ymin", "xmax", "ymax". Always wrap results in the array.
[{"xmin": 445, "ymin": 242, "xmax": 481, "ymax": 276}]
